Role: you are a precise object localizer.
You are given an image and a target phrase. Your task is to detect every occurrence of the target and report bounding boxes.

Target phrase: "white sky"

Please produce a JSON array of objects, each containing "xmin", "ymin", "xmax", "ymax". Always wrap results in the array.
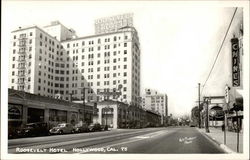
[{"xmin": 2, "ymin": 1, "xmax": 248, "ymax": 117}]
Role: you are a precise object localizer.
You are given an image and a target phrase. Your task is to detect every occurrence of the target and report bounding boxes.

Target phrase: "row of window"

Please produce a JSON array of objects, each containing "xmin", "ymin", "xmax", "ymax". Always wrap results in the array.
[{"xmin": 66, "ymin": 35, "xmax": 129, "ymax": 48}]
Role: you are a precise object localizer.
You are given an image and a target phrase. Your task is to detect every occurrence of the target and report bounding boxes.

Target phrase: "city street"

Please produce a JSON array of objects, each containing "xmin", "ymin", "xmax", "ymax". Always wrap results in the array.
[{"xmin": 9, "ymin": 127, "xmax": 225, "ymax": 154}]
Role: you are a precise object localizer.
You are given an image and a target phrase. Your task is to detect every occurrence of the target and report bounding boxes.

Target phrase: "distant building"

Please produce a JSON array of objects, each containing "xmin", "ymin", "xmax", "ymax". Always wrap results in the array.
[
  {"xmin": 141, "ymin": 88, "xmax": 168, "ymax": 125},
  {"xmin": 8, "ymin": 13, "xmax": 141, "ymax": 107}
]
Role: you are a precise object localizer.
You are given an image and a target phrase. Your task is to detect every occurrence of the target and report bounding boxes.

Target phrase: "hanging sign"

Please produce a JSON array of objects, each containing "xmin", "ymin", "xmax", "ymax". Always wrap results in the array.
[{"xmin": 231, "ymin": 38, "xmax": 240, "ymax": 87}]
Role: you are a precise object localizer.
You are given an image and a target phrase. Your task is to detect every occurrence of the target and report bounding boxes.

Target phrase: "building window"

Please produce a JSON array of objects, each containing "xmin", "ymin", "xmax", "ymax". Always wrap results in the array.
[
  {"xmin": 123, "ymin": 72, "xmax": 127, "ymax": 77},
  {"xmin": 124, "ymin": 43, "xmax": 127, "ymax": 47},
  {"xmin": 124, "ymin": 65, "xmax": 127, "ymax": 69},
  {"xmin": 124, "ymin": 57, "xmax": 127, "ymax": 62},
  {"xmin": 124, "ymin": 50, "xmax": 127, "ymax": 54}
]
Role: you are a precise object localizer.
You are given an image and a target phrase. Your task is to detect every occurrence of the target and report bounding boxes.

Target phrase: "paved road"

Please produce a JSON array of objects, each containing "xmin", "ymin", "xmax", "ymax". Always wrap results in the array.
[{"xmin": 8, "ymin": 127, "xmax": 225, "ymax": 154}]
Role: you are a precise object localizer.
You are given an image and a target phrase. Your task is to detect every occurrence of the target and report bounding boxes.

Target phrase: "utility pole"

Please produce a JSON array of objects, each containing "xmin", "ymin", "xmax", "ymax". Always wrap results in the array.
[
  {"xmin": 198, "ymin": 83, "xmax": 201, "ymax": 128},
  {"xmin": 204, "ymin": 97, "xmax": 210, "ymax": 133}
]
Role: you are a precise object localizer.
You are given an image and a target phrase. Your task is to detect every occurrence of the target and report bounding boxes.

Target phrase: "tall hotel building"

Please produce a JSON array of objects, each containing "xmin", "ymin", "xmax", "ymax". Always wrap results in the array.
[
  {"xmin": 142, "ymin": 89, "xmax": 168, "ymax": 125},
  {"xmin": 8, "ymin": 13, "xmax": 141, "ymax": 106}
]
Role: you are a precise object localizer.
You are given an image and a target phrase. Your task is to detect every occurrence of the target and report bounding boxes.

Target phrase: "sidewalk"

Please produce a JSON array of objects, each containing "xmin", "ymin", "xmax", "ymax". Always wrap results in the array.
[{"xmin": 197, "ymin": 127, "xmax": 243, "ymax": 153}]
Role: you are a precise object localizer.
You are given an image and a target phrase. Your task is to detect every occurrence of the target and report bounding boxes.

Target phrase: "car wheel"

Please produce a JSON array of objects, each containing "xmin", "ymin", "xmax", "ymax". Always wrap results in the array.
[{"xmin": 59, "ymin": 130, "xmax": 63, "ymax": 134}]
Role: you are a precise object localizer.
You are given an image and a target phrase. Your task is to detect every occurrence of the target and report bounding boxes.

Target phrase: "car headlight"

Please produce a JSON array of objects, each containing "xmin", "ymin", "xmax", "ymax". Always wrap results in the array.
[{"xmin": 25, "ymin": 130, "xmax": 30, "ymax": 132}]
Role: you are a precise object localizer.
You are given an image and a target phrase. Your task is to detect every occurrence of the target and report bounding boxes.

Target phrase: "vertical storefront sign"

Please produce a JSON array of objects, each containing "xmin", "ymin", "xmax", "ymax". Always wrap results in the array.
[{"xmin": 231, "ymin": 38, "xmax": 240, "ymax": 87}]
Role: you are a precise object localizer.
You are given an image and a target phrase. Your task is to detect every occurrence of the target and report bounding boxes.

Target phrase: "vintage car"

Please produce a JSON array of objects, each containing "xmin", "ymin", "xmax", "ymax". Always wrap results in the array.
[
  {"xmin": 49, "ymin": 123, "xmax": 74, "ymax": 135},
  {"xmin": 74, "ymin": 123, "xmax": 89, "ymax": 133},
  {"xmin": 16, "ymin": 122, "xmax": 48, "ymax": 137},
  {"xmin": 88, "ymin": 123, "xmax": 102, "ymax": 132}
]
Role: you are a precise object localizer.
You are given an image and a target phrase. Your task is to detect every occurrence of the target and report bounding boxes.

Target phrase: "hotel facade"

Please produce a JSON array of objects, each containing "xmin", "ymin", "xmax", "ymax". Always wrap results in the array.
[
  {"xmin": 8, "ymin": 14, "xmax": 141, "ymax": 106},
  {"xmin": 142, "ymin": 88, "xmax": 168, "ymax": 125}
]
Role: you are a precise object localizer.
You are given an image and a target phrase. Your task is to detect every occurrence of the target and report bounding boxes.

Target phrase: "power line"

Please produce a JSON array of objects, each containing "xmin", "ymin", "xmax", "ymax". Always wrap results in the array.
[{"xmin": 201, "ymin": 7, "xmax": 238, "ymax": 95}]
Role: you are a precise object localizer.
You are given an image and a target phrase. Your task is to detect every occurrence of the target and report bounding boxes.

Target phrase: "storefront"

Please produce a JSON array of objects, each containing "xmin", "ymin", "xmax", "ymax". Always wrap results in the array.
[{"xmin": 8, "ymin": 89, "xmax": 94, "ymax": 131}]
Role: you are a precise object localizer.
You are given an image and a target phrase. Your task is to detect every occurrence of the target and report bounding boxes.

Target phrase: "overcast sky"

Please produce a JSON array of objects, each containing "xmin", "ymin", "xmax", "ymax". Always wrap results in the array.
[{"xmin": 2, "ymin": 1, "xmax": 248, "ymax": 117}]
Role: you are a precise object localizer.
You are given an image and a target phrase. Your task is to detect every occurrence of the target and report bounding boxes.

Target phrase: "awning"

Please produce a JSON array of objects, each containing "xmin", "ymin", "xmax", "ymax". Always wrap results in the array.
[{"xmin": 230, "ymin": 97, "xmax": 243, "ymax": 111}]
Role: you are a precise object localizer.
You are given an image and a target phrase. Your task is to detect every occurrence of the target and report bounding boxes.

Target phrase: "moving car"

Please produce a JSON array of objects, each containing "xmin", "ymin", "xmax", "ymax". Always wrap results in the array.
[
  {"xmin": 88, "ymin": 123, "xmax": 102, "ymax": 132},
  {"xmin": 74, "ymin": 123, "xmax": 89, "ymax": 133},
  {"xmin": 49, "ymin": 123, "xmax": 74, "ymax": 135},
  {"xmin": 16, "ymin": 122, "xmax": 48, "ymax": 137}
]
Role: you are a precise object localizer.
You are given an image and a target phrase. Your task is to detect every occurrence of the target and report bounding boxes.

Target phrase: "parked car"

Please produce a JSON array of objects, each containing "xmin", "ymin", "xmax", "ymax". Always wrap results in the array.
[
  {"xmin": 16, "ymin": 122, "xmax": 48, "ymax": 137},
  {"xmin": 49, "ymin": 123, "xmax": 74, "ymax": 135},
  {"xmin": 88, "ymin": 123, "xmax": 102, "ymax": 132},
  {"xmin": 8, "ymin": 127, "xmax": 19, "ymax": 139},
  {"xmin": 74, "ymin": 123, "xmax": 89, "ymax": 133},
  {"xmin": 101, "ymin": 125, "xmax": 109, "ymax": 131}
]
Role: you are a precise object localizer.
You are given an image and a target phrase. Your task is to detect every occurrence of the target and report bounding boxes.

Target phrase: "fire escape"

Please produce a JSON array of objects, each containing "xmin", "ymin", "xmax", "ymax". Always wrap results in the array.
[{"xmin": 16, "ymin": 33, "xmax": 29, "ymax": 92}]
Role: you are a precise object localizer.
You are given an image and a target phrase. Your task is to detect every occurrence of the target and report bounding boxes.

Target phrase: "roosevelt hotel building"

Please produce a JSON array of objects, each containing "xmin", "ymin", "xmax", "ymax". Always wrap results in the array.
[{"xmin": 8, "ymin": 14, "xmax": 141, "ymax": 106}]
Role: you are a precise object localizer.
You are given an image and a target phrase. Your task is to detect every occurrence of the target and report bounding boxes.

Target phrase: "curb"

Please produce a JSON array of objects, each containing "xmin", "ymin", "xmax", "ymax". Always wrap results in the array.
[{"xmin": 196, "ymin": 128, "xmax": 236, "ymax": 154}]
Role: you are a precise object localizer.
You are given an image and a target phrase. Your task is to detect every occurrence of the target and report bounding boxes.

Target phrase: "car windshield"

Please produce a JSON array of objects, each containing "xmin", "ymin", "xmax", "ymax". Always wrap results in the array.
[{"xmin": 57, "ymin": 124, "xmax": 66, "ymax": 127}]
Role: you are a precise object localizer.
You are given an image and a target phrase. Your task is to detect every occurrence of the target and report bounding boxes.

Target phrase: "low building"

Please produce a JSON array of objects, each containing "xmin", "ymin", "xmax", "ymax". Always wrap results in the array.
[
  {"xmin": 93, "ymin": 100, "xmax": 161, "ymax": 129},
  {"xmin": 8, "ymin": 89, "xmax": 95, "ymax": 132}
]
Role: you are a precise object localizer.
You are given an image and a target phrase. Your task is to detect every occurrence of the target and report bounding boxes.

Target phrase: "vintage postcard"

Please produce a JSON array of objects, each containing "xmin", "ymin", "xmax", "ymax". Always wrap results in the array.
[{"xmin": 1, "ymin": 0, "xmax": 249, "ymax": 160}]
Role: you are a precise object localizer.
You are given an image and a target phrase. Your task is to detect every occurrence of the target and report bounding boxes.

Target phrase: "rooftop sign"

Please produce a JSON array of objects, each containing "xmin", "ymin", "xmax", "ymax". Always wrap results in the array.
[{"xmin": 95, "ymin": 13, "xmax": 133, "ymax": 34}]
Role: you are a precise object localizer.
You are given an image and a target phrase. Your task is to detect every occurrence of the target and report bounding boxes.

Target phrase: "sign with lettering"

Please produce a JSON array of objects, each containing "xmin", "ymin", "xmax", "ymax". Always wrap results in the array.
[
  {"xmin": 231, "ymin": 38, "xmax": 240, "ymax": 87},
  {"xmin": 95, "ymin": 13, "xmax": 133, "ymax": 34}
]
